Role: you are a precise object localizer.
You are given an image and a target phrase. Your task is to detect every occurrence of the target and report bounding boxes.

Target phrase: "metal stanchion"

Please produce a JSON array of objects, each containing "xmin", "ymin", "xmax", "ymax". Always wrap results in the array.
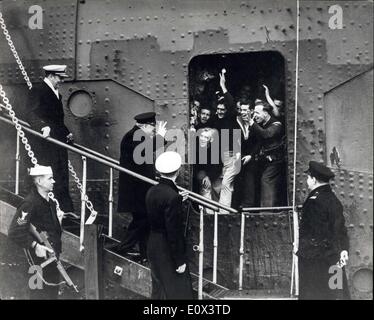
[
  {"xmin": 212, "ymin": 210, "xmax": 218, "ymax": 284},
  {"xmin": 108, "ymin": 168, "xmax": 114, "ymax": 237},
  {"xmin": 198, "ymin": 206, "xmax": 204, "ymax": 299},
  {"xmin": 15, "ymin": 131, "xmax": 20, "ymax": 195},
  {"xmin": 239, "ymin": 212, "xmax": 245, "ymax": 290},
  {"xmin": 291, "ymin": 210, "xmax": 299, "ymax": 297},
  {"xmin": 80, "ymin": 156, "xmax": 87, "ymax": 251}
]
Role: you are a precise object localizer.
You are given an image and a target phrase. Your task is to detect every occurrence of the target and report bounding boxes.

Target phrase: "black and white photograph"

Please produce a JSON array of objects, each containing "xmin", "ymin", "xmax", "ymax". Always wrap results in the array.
[{"xmin": 0, "ymin": 0, "xmax": 372, "ymax": 306}]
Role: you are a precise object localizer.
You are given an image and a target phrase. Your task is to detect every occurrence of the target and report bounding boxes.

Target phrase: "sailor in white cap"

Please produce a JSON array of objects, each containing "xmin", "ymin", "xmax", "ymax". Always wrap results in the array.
[
  {"xmin": 8, "ymin": 165, "xmax": 64, "ymax": 299},
  {"xmin": 25, "ymin": 64, "xmax": 75, "ymax": 214},
  {"xmin": 28, "ymin": 164, "xmax": 53, "ymax": 176},
  {"xmin": 155, "ymin": 150, "xmax": 182, "ymax": 174},
  {"xmin": 145, "ymin": 151, "xmax": 193, "ymax": 299}
]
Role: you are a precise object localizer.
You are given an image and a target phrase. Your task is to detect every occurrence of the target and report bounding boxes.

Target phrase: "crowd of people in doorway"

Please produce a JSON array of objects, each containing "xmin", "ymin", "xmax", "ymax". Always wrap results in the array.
[{"xmin": 190, "ymin": 69, "xmax": 287, "ymax": 211}]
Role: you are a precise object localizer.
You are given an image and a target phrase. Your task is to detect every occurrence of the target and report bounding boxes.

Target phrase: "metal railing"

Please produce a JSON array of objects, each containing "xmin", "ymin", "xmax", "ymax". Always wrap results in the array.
[{"xmin": 0, "ymin": 113, "xmax": 299, "ymax": 299}]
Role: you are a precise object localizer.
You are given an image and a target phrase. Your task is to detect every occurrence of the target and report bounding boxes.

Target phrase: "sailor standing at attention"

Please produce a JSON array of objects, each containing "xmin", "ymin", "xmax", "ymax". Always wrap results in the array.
[
  {"xmin": 8, "ymin": 165, "xmax": 64, "ymax": 300},
  {"xmin": 145, "ymin": 151, "xmax": 194, "ymax": 299}
]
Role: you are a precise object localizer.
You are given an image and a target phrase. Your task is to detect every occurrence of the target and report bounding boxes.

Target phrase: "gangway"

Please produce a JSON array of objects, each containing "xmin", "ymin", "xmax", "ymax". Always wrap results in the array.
[{"xmin": 0, "ymin": 184, "xmax": 231, "ymax": 299}]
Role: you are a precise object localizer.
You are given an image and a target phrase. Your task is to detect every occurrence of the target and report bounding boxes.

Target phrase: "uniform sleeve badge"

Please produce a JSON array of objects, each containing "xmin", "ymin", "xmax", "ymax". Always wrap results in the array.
[
  {"xmin": 309, "ymin": 191, "xmax": 319, "ymax": 200},
  {"xmin": 17, "ymin": 211, "xmax": 29, "ymax": 226}
]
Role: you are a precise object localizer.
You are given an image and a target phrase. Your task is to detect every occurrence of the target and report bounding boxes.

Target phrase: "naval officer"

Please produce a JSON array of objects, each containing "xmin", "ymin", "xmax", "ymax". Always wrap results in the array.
[
  {"xmin": 297, "ymin": 161, "xmax": 350, "ymax": 300},
  {"xmin": 26, "ymin": 65, "xmax": 74, "ymax": 214}
]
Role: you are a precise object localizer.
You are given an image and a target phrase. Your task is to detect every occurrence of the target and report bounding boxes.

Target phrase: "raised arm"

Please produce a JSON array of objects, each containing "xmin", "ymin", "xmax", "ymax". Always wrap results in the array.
[
  {"xmin": 263, "ymin": 85, "xmax": 280, "ymax": 118},
  {"xmin": 219, "ymin": 69, "xmax": 235, "ymax": 116}
]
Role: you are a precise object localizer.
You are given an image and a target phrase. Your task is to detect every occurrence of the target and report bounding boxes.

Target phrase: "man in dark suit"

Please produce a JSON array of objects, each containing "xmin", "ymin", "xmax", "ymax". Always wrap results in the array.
[
  {"xmin": 235, "ymin": 101, "xmax": 259, "ymax": 208},
  {"xmin": 146, "ymin": 151, "xmax": 193, "ymax": 299},
  {"xmin": 117, "ymin": 112, "xmax": 167, "ymax": 260},
  {"xmin": 26, "ymin": 65, "xmax": 74, "ymax": 214},
  {"xmin": 297, "ymin": 161, "xmax": 350, "ymax": 300},
  {"xmin": 8, "ymin": 165, "xmax": 63, "ymax": 299}
]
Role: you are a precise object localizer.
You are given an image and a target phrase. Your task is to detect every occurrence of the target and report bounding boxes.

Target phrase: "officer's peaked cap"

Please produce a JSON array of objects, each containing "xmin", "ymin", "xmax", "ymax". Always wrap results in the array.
[
  {"xmin": 134, "ymin": 112, "xmax": 156, "ymax": 124},
  {"xmin": 304, "ymin": 161, "xmax": 335, "ymax": 182},
  {"xmin": 43, "ymin": 65, "xmax": 68, "ymax": 77}
]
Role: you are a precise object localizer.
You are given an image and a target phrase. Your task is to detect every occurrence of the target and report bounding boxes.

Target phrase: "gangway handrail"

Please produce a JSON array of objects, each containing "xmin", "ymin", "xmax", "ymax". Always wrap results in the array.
[
  {"xmin": 0, "ymin": 114, "xmax": 227, "ymax": 213},
  {"xmin": 0, "ymin": 111, "xmax": 119, "ymax": 165},
  {"xmin": 241, "ymin": 205, "xmax": 302, "ymax": 213}
]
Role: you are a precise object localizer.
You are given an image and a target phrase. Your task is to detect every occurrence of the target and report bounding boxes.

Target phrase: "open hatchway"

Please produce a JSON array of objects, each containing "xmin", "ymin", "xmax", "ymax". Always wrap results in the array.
[{"xmin": 187, "ymin": 51, "xmax": 296, "ymax": 296}]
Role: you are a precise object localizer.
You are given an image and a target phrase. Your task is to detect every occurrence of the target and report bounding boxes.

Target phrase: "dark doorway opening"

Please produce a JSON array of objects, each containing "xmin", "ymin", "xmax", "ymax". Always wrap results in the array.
[
  {"xmin": 188, "ymin": 51, "xmax": 288, "ymax": 210},
  {"xmin": 189, "ymin": 51, "xmax": 286, "ymax": 113}
]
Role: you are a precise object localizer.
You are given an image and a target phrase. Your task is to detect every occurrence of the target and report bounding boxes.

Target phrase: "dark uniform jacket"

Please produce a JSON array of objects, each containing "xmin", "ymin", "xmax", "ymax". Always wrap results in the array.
[
  {"xmin": 251, "ymin": 116, "xmax": 284, "ymax": 162},
  {"xmin": 27, "ymin": 81, "xmax": 70, "ymax": 142},
  {"xmin": 8, "ymin": 188, "xmax": 62, "ymax": 255},
  {"xmin": 236, "ymin": 116, "xmax": 259, "ymax": 157},
  {"xmin": 210, "ymin": 92, "xmax": 241, "ymax": 153},
  {"xmin": 297, "ymin": 184, "xmax": 349, "ymax": 262},
  {"xmin": 146, "ymin": 178, "xmax": 187, "ymax": 268},
  {"xmin": 118, "ymin": 125, "xmax": 164, "ymax": 213},
  {"xmin": 25, "ymin": 81, "xmax": 74, "ymax": 213},
  {"xmin": 297, "ymin": 184, "xmax": 350, "ymax": 300}
]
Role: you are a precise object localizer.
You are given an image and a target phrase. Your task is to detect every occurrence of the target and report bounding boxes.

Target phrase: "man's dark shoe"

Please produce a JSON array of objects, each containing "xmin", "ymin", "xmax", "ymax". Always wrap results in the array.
[{"xmin": 140, "ymin": 258, "xmax": 149, "ymax": 267}]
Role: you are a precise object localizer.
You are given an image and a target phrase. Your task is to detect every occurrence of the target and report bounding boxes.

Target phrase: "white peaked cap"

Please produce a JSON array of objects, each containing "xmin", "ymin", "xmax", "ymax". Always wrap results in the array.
[
  {"xmin": 29, "ymin": 165, "xmax": 53, "ymax": 176},
  {"xmin": 155, "ymin": 151, "xmax": 182, "ymax": 174},
  {"xmin": 43, "ymin": 64, "xmax": 68, "ymax": 77}
]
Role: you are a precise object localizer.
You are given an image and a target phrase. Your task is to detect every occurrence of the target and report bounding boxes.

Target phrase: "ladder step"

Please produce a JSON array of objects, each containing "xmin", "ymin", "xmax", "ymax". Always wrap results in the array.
[
  {"xmin": 205, "ymin": 288, "xmax": 228, "ymax": 299},
  {"xmin": 192, "ymin": 278, "xmax": 210, "ymax": 291},
  {"xmin": 219, "ymin": 289, "xmax": 297, "ymax": 300}
]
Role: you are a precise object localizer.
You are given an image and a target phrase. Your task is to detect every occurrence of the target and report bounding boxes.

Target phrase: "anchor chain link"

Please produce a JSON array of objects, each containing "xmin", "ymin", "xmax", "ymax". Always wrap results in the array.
[
  {"xmin": 68, "ymin": 160, "xmax": 97, "ymax": 216},
  {"xmin": 0, "ymin": 12, "xmax": 32, "ymax": 90}
]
